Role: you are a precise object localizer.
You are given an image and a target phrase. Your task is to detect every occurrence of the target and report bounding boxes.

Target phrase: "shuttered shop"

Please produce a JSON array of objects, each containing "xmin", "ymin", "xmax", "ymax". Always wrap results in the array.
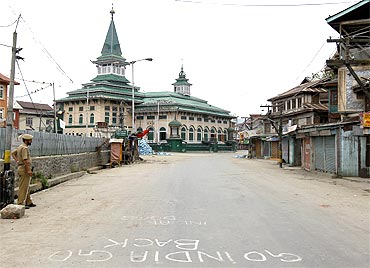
[{"xmin": 314, "ymin": 136, "xmax": 336, "ymax": 173}]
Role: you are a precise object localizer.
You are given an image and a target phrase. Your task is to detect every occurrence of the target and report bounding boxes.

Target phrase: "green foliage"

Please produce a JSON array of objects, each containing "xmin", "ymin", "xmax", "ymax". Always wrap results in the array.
[{"xmin": 31, "ymin": 171, "xmax": 50, "ymax": 189}]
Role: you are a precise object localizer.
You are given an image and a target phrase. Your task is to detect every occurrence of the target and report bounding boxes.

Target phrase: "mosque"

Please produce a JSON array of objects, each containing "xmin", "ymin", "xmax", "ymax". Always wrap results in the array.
[{"xmin": 56, "ymin": 8, "xmax": 234, "ymax": 143}]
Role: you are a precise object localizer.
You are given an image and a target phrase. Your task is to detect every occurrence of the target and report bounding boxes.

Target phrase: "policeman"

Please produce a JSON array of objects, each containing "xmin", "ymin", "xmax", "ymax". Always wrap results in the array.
[{"xmin": 11, "ymin": 134, "xmax": 36, "ymax": 209}]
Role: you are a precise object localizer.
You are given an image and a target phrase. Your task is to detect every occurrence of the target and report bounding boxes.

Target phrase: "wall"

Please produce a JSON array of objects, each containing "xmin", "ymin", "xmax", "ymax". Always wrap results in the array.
[{"xmin": 0, "ymin": 150, "xmax": 110, "ymax": 187}]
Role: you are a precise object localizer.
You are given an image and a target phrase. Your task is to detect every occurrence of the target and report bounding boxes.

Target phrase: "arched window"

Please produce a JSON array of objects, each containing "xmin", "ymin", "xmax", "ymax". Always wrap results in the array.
[
  {"xmin": 223, "ymin": 129, "xmax": 228, "ymax": 142},
  {"xmin": 90, "ymin": 113, "xmax": 94, "ymax": 124},
  {"xmin": 79, "ymin": 114, "xmax": 83, "ymax": 125},
  {"xmin": 181, "ymin": 127, "xmax": 187, "ymax": 140},
  {"xmin": 204, "ymin": 129, "xmax": 209, "ymax": 141},
  {"xmin": 210, "ymin": 128, "xmax": 216, "ymax": 142},
  {"xmin": 137, "ymin": 127, "xmax": 143, "ymax": 132},
  {"xmin": 148, "ymin": 127, "xmax": 154, "ymax": 142},
  {"xmin": 218, "ymin": 129, "xmax": 222, "ymax": 142},
  {"xmin": 68, "ymin": 115, "xmax": 73, "ymax": 124},
  {"xmin": 160, "ymin": 127, "xmax": 167, "ymax": 141},
  {"xmin": 189, "ymin": 127, "xmax": 194, "ymax": 141},
  {"xmin": 197, "ymin": 128, "xmax": 202, "ymax": 141}
]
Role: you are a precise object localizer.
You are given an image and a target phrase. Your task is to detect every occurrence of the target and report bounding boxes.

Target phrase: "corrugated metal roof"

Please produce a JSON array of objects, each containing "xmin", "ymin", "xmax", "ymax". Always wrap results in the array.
[
  {"xmin": 17, "ymin": 101, "xmax": 53, "ymax": 111},
  {"xmin": 268, "ymin": 79, "xmax": 328, "ymax": 102}
]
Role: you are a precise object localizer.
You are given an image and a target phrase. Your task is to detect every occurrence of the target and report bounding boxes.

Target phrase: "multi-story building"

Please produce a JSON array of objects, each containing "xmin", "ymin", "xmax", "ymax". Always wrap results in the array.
[
  {"xmin": 0, "ymin": 73, "xmax": 19, "ymax": 128},
  {"xmin": 16, "ymin": 101, "xmax": 54, "ymax": 131},
  {"xmin": 56, "ymin": 8, "xmax": 234, "ymax": 140}
]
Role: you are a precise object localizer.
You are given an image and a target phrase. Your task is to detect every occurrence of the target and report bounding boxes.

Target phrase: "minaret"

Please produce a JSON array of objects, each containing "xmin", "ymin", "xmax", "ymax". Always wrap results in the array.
[
  {"xmin": 91, "ymin": 7, "xmax": 128, "ymax": 78},
  {"xmin": 172, "ymin": 65, "xmax": 192, "ymax": 96}
]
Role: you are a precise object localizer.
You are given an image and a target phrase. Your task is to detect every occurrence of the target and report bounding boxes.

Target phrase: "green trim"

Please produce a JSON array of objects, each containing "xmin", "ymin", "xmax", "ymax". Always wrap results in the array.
[{"xmin": 326, "ymin": 0, "xmax": 369, "ymax": 23}]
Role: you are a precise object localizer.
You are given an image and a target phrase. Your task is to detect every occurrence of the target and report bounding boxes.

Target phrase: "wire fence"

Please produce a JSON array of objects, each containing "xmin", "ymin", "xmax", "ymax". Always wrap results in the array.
[{"xmin": 0, "ymin": 129, "xmax": 109, "ymax": 159}]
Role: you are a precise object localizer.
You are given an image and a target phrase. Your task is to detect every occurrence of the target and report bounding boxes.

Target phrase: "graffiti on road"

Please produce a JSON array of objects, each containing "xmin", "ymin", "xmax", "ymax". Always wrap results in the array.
[{"xmin": 48, "ymin": 238, "xmax": 303, "ymax": 264}]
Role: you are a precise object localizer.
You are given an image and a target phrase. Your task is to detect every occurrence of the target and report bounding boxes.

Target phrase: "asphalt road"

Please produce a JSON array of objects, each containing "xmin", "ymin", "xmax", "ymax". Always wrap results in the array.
[{"xmin": 1, "ymin": 152, "xmax": 369, "ymax": 268}]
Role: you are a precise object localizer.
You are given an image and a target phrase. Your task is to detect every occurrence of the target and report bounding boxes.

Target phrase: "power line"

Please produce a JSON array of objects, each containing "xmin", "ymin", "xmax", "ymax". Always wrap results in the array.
[
  {"xmin": 6, "ymin": 3, "xmax": 74, "ymax": 84},
  {"xmin": 16, "ymin": 60, "xmax": 48, "ymax": 129},
  {"xmin": 174, "ymin": 0, "xmax": 357, "ymax": 7},
  {"xmin": 0, "ymin": 18, "xmax": 18, "ymax": 27}
]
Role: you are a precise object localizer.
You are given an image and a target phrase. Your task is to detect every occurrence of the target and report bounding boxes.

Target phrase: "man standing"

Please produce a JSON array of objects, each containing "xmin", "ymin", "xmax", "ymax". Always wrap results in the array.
[{"xmin": 11, "ymin": 134, "xmax": 36, "ymax": 209}]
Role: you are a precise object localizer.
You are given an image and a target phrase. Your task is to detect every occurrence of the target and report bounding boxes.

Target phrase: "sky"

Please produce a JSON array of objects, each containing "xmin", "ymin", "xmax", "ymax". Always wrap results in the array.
[{"xmin": 0, "ymin": 0, "xmax": 358, "ymax": 118}]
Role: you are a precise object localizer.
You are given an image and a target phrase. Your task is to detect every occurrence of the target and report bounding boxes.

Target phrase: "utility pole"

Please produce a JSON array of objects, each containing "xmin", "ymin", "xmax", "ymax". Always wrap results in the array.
[
  {"xmin": 4, "ymin": 29, "xmax": 19, "ymax": 172},
  {"xmin": 1, "ymin": 17, "xmax": 21, "ymax": 207},
  {"xmin": 260, "ymin": 102, "xmax": 284, "ymax": 168}
]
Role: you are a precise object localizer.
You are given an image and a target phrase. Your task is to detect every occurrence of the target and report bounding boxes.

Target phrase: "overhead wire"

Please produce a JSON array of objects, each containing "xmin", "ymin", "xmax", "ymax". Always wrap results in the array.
[
  {"xmin": 6, "ymin": 3, "xmax": 74, "ymax": 83},
  {"xmin": 174, "ymin": 0, "xmax": 357, "ymax": 7},
  {"xmin": 16, "ymin": 59, "xmax": 49, "ymax": 129}
]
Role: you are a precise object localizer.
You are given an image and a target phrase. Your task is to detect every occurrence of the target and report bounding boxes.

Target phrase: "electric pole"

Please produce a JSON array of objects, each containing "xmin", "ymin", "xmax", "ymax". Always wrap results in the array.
[{"xmin": 260, "ymin": 102, "xmax": 284, "ymax": 168}]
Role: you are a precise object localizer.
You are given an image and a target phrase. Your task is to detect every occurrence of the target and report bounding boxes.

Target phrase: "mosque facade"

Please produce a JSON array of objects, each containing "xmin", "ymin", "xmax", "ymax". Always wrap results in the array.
[{"xmin": 56, "ymin": 8, "xmax": 234, "ymax": 143}]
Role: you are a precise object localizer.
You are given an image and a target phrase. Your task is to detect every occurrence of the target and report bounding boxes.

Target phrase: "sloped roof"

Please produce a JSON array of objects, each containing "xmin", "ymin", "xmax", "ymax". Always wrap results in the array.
[
  {"xmin": 326, "ymin": 0, "xmax": 370, "ymax": 32},
  {"xmin": 137, "ymin": 91, "xmax": 232, "ymax": 117},
  {"xmin": 268, "ymin": 79, "xmax": 328, "ymax": 102},
  {"xmin": 17, "ymin": 101, "xmax": 53, "ymax": 116},
  {"xmin": 0, "ymin": 73, "xmax": 20, "ymax": 85}
]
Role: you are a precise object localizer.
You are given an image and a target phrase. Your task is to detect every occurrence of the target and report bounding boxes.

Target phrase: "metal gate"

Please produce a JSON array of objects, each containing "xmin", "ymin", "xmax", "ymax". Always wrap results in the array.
[{"xmin": 314, "ymin": 136, "xmax": 336, "ymax": 173}]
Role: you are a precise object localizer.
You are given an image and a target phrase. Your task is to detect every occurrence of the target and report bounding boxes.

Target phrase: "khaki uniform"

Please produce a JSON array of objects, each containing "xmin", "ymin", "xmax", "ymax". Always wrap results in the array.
[{"xmin": 13, "ymin": 143, "xmax": 33, "ymax": 205}]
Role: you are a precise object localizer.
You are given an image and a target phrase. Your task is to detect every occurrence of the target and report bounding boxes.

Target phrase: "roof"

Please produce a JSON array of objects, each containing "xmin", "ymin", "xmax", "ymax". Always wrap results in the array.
[
  {"xmin": 268, "ymin": 79, "xmax": 328, "ymax": 102},
  {"xmin": 100, "ymin": 10, "xmax": 122, "ymax": 58},
  {"xmin": 0, "ymin": 73, "xmax": 20, "ymax": 85},
  {"xmin": 326, "ymin": 0, "xmax": 370, "ymax": 32},
  {"xmin": 16, "ymin": 101, "xmax": 53, "ymax": 116},
  {"xmin": 137, "ymin": 91, "xmax": 232, "ymax": 117}
]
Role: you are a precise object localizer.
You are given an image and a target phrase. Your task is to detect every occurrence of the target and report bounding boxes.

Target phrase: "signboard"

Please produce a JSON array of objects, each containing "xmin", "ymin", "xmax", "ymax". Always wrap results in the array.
[{"xmin": 362, "ymin": 113, "xmax": 370, "ymax": 128}]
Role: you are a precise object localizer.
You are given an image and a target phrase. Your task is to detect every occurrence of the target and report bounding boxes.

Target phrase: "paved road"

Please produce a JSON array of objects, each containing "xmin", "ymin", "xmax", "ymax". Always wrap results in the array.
[{"xmin": 1, "ymin": 152, "xmax": 369, "ymax": 268}]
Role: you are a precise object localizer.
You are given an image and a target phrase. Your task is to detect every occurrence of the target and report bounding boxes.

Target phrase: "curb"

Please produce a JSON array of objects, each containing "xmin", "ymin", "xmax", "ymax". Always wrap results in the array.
[{"xmin": 14, "ymin": 166, "xmax": 103, "ymax": 196}]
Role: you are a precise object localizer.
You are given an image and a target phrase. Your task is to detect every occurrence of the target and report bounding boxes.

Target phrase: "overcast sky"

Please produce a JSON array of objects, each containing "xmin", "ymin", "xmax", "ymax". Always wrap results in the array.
[{"xmin": 0, "ymin": 0, "xmax": 357, "ymax": 117}]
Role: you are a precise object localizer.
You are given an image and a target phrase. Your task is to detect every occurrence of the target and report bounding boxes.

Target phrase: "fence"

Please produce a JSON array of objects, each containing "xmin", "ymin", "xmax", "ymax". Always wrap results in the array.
[{"xmin": 0, "ymin": 128, "xmax": 108, "ymax": 159}]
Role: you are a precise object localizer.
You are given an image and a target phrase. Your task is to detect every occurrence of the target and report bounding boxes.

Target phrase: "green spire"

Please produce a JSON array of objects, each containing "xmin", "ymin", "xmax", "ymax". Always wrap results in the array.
[{"xmin": 100, "ymin": 7, "xmax": 122, "ymax": 57}]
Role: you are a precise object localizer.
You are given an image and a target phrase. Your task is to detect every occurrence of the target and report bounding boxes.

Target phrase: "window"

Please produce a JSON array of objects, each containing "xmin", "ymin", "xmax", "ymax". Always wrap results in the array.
[
  {"xmin": 159, "ymin": 115, "xmax": 167, "ymax": 120},
  {"xmin": 160, "ymin": 127, "xmax": 167, "ymax": 141},
  {"xmin": 181, "ymin": 116, "xmax": 187, "ymax": 120},
  {"xmin": 218, "ymin": 130, "xmax": 222, "ymax": 141},
  {"xmin": 189, "ymin": 117, "xmax": 194, "ymax": 121},
  {"xmin": 197, "ymin": 118, "xmax": 202, "ymax": 122},
  {"xmin": 204, "ymin": 129, "xmax": 209, "ymax": 141},
  {"xmin": 79, "ymin": 114, "xmax": 83, "ymax": 124},
  {"xmin": 90, "ymin": 106, "xmax": 95, "ymax": 111},
  {"xmin": 189, "ymin": 128, "xmax": 194, "ymax": 141},
  {"xmin": 68, "ymin": 107, "xmax": 73, "ymax": 112},
  {"xmin": 148, "ymin": 127, "xmax": 154, "ymax": 141},
  {"xmin": 79, "ymin": 107, "xmax": 83, "ymax": 111},
  {"xmin": 68, "ymin": 115, "xmax": 73, "ymax": 124},
  {"xmin": 298, "ymin": 98, "xmax": 302, "ymax": 108},
  {"xmin": 204, "ymin": 119, "xmax": 209, "ymax": 122},
  {"xmin": 0, "ymin": 108, "xmax": 4, "ymax": 119},
  {"xmin": 90, "ymin": 113, "xmax": 94, "ymax": 124},
  {"xmin": 105, "ymin": 112, "xmax": 110, "ymax": 123},
  {"xmin": 0, "ymin": 85, "xmax": 4, "ymax": 99},
  {"xmin": 218, "ymin": 120, "xmax": 222, "ymax": 123},
  {"xmin": 112, "ymin": 106, "xmax": 118, "ymax": 112},
  {"xmin": 211, "ymin": 120, "xmax": 215, "ymax": 123},
  {"xmin": 112, "ymin": 112, "xmax": 117, "ymax": 124},
  {"xmin": 26, "ymin": 117, "xmax": 33, "ymax": 127},
  {"xmin": 306, "ymin": 117, "xmax": 312, "ymax": 125},
  {"xmin": 147, "ymin": 115, "xmax": 155, "ymax": 120},
  {"xmin": 105, "ymin": 106, "xmax": 110, "ymax": 111},
  {"xmin": 287, "ymin": 100, "xmax": 291, "ymax": 110},
  {"xmin": 181, "ymin": 127, "xmax": 187, "ymax": 140},
  {"xmin": 223, "ymin": 121, "xmax": 228, "ymax": 124},
  {"xmin": 265, "ymin": 123, "xmax": 271, "ymax": 133},
  {"xmin": 197, "ymin": 128, "xmax": 202, "ymax": 141},
  {"xmin": 292, "ymin": 99, "xmax": 296, "ymax": 109},
  {"xmin": 330, "ymin": 91, "xmax": 338, "ymax": 105},
  {"xmin": 136, "ymin": 116, "xmax": 144, "ymax": 120}
]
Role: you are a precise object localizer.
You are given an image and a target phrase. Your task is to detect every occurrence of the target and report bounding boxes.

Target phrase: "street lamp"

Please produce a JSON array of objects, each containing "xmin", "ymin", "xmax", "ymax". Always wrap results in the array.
[{"xmin": 129, "ymin": 58, "xmax": 153, "ymax": 132}]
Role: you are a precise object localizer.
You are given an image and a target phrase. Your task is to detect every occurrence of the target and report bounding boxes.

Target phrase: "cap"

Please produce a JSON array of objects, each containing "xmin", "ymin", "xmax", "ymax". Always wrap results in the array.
[{"xmin": 22, "ymin": 134, "xmax": 33, "ymax": 140}]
